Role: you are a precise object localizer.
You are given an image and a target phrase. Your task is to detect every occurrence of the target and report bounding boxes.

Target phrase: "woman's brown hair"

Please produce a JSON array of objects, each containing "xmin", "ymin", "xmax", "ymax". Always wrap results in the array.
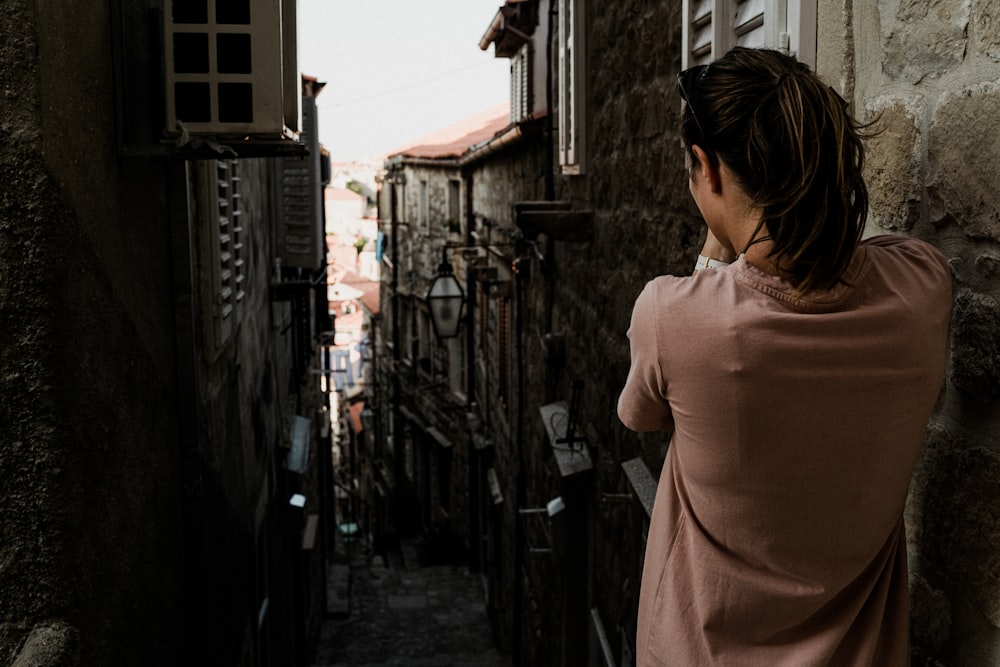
[{"xmin": 679, "ymin": 47, "xmax": 871, "ymax": 292}]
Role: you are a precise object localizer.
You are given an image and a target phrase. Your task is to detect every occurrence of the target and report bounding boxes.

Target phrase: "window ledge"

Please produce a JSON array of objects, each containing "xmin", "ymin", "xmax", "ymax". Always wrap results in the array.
[
  {"xmin": 539, "ymin": 402, "xmax": 593, "ymax": 478},
  {"xmin": 622, "ymin": 457, "xmax": 657, "ymax": 518}
]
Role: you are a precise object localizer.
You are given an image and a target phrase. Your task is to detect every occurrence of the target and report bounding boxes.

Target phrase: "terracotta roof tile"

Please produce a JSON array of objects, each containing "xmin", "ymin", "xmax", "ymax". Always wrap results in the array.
[{"xmin": 384, "ymin": 104, "xmax": 511, "ymax": 159}]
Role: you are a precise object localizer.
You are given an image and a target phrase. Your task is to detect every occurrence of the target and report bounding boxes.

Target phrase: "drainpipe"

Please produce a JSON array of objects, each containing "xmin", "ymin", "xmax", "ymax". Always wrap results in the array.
[
  {"xmin": 512, "ymin": 252, "xmax": 528, "ymax": 665},
  {"xmin": 545, "ymin": 0, "xmax": 556, "ymax": 202},
  {"xmin": 462, "ymin": 165, "xmax": 481, "ymax": 574},
  {"xmin": 389, "ymin": 173, "xmax": 403, "ymax": 489},
  {"xmin": 544, "ymin": 0, "xmax": 559, "ymax": 402}
]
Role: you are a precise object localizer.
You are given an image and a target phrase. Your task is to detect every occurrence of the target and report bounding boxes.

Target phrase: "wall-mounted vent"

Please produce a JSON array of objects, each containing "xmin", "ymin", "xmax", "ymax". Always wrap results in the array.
[{"xmin": 163, "ymin": 0, "xmax": 300, "ymax": 138}]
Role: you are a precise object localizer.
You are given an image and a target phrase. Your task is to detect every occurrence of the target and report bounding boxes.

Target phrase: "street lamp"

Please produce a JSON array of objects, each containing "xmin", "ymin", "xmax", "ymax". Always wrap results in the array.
[{"xmin": 426, "ymin": 247, "xmax": 465, "ymax": 339}]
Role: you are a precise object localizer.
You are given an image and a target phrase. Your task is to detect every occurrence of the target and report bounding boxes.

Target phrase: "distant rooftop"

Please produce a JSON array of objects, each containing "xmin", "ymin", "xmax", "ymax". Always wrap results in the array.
[
  {"xmin": 326, "ymin": 188, "xmax": 366, "ymax": 202},
  {"xmin": 384, "ymin": 104, "xmax": 510, "ymax": 160}
]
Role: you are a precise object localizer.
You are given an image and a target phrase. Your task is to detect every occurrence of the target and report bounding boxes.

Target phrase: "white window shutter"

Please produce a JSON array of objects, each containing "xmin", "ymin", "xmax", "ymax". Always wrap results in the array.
[
  {"xmin": 683, "ymin": 0, "xmax": 719, "ymax": 68},
  {"xmin": 682, "ymin": 0, "xmax": 816, "ymax": 68},
  {"xmin": 558, "ymin": 0, "xmax": 585, "ymax": 174},
  {"xmin": 785, "ymin": 0, "xmax": 817, "ymax": 68},
  {"xmin": 511, "ymin": 44, "xmax": 531, "ymax": 123},
  {"xmin": 733, "ymin": 0, "xmax": 765, "ymax": 48},
  {"xmin": 558, "ymin": 0, "xmax": 572, "ymax": 166}
]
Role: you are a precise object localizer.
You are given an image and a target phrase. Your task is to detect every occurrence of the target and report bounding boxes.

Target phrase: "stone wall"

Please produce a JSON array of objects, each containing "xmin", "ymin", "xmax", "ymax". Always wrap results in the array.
[
  {"xmin": 377, "ymin": 0, "xmax": 1000, "ymax": 663},
  {"xmin": 0, "ymin": 2, "xmax": 329, "ymax": 663},
  {"xmin": 380, "ymin": 162, "xmax": 477, "ymax": 556},
  {"xmin": 840, "ymin": 0, "xmax": 1000, "ymax": 661},
  {"xmin": 453, "ymin": 3, "xmax": 702, "ymax": 662},
  {"xmin": 548, "ymin": 2, "xmax": 700, "ymax": 662},
  {"xmin": 466, "ymin": 141, "xmax": 557, "ymax": 663},
  {"xmin": 0, "ymin": 0, "xmax": 184, "ymax": 663}
]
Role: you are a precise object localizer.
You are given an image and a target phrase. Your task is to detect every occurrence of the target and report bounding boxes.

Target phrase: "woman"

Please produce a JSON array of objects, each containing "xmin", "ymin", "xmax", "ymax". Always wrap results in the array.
[{"xmin": 618, "ymin": 47, "xmax": 952, "ymax": 665}]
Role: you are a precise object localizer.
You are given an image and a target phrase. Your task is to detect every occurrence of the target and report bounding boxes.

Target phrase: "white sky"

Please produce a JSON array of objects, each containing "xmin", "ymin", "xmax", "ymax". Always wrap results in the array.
[{"xmin": 297, "ymin": 0, "xmax": 512, "ymax": 163}]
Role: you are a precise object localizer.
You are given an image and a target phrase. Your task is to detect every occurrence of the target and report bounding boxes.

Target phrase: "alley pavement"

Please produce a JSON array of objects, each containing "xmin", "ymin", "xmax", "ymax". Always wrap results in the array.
[{"xmin": 311, "ymin": 540, "xmax": 509, "ymax": 667}]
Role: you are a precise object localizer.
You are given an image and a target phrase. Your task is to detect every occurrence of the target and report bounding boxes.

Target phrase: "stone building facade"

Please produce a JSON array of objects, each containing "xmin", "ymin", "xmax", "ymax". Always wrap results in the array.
[
  {"xmin": 373, "ymin": 0, "xmax": 1000, "ymax": 665},
  {"xmin": 844, "ymin": 0, "xmax": 1000, "ymax": 663},
  {"xmin": 1, "ymin": 1, "xmax": 332, "ymax": 665}
]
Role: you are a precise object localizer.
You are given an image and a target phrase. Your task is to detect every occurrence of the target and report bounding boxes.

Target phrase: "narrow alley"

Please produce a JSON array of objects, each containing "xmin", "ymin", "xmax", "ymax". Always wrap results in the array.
[
  {"xmin": 5, "ymin": 0, "xmax": 1000, "ymax": 665},
  {"xmin": 311, "ymin": 540, "xmax": 508, "ymax": 667}
]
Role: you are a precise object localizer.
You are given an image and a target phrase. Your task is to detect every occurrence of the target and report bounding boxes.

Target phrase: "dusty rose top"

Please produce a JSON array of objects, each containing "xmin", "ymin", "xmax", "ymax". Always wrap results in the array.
[{"xmin": 618, "ymin": 236, "xmax": 951, "ymax": 666}]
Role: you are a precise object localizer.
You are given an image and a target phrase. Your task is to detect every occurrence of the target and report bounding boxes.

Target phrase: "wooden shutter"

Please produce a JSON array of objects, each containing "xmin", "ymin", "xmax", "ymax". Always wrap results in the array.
[
  {"xmin": 277, "ymin": 96, "xmax": 323, "ymax": 269},
  {"xmin": 213, "ymin": 158, "xmax": 245, "ymax": 344}
]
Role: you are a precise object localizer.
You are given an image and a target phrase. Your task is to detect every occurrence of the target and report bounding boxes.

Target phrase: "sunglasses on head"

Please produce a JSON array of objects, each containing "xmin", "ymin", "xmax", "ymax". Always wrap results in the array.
[{"xmin": 677, "ymin": 64, "xmax": 711, "ymax": 142}]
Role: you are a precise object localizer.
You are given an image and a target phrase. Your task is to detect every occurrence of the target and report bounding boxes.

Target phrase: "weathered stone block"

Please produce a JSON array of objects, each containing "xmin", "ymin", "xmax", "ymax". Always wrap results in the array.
[
  {"xmin": 863, "ymin": 95, "xmax": 922, "ymax": 230},
  {"xmin": 879, "ymin": 0, "xmax": 970, "ymax": 83},
  {"xmin": 909, "ymin": 572, "xmax": 953, "ymax": 653},
  {"xmin": 974, "ymin": 0, "xmax": 1000, "ymax": 61},
  {"xmin": 927, "ymin": 80, "xmax": 1000, "ymax": 239},
  {"xmin": 949, "ymin": 288, "xmax": 1000, "ymax": 401},
  {"xmin": 910, "ymin": 425, "xmax": 1000, "ymax": 627},
  {"xmin": 11, "ymin": 623, "xmax": 79, "ymax": 667},
  {"xmin": 974, "ymin": 248, "xmax": 1000, "ymax": 277}
]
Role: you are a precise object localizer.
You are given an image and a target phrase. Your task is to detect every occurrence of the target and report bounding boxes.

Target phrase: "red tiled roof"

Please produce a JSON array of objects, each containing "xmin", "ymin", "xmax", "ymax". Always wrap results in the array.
[
  {"xmin": 327, "ymin": 242, "xmax": 359, "ymax": 275},
  {"xmin": 341, "ymin": 270, "xmax": 381, "ymax": 315},
  {"xmin": 384, "ymin": 104, "xmax": 511, "ymax": 159},
  {"xmin": 326, "ymin": 188, "xmax": 366, "ymax": 201}
]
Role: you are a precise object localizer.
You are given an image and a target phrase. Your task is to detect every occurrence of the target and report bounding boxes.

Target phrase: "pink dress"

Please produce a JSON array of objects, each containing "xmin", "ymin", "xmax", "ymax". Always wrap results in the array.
[{"xmin": 618, "ymin": 236, "xmax": 952, "ymax": 666}]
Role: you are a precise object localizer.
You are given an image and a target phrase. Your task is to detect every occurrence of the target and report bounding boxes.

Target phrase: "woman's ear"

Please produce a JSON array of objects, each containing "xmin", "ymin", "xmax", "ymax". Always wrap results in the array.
[{"xmin": 690, "ymin": 145, "xmax": 722, "ymax": 194}]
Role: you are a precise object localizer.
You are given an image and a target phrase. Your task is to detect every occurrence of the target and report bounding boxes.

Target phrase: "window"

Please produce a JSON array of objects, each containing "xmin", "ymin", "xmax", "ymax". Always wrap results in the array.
[
  {"xmin": 682, "ymin": 0, "xmax": 817, "ymax": 69},
  {"xmin": 557, "ymin": 0, "xmax": 585, "ymax": 174},
  {"xmin": 212, "ymin": 159, "xmax": 246, "ymax": 346},
  {"xmin": 400, "ymin": 299, "xmax": 412, "ymax": 364},
  {"xmin": 418, "ymin": 310, "xmax": 431, "ymax": 373},
  {"xmin": 438, "ymin": 447, "xmax": 452, "ymax": 513},
  {"xmin": 511, "ymin": 43, "xmax": 531, "ymax": 123},
  {"xmin": 418, "ymin": 180, "xmax": 429, "ymax": 231},
  {"xmin": 447, "ymin": 179, "xmax": 461, "ymax": 233},
  {"xmin": 497, "ymin": 295, "xmax": 511, "ymax": 407}
]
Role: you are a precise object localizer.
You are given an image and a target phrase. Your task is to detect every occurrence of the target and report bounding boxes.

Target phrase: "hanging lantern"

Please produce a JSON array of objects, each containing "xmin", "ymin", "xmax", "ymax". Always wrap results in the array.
[{"xmin": 426, "ymin": 249, "xmax": 465, "ymax": 339}]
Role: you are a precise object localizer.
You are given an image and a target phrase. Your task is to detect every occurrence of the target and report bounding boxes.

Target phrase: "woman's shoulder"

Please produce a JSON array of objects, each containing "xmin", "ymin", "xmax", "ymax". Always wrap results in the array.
[
  {"xmin": 640, "ymin": 268, "xmax": 731, "ymax": 303},
  {"xmin": 861, "ymin": 234, "xmax": 948, "ymax": 271},
  {"xmin": 860, "ymin": 234, "xmax": 952, "ymax": 302},
  {"xmin": 630, "ymin": 269, "xmax": 740, "ymax": 329}
]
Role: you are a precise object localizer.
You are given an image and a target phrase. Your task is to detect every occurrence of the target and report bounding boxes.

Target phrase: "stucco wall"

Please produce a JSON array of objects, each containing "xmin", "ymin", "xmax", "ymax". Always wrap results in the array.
[{"xmin": 824, "ymin": 0, "xmax": 1000, "ymax": 661}]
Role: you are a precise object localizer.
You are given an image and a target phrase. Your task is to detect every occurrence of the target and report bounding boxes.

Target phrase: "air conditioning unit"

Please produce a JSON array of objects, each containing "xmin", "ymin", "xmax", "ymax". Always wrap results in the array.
[{"xmin": 163, "ymin": 0, "xmax": 300, "ymax": 138}]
